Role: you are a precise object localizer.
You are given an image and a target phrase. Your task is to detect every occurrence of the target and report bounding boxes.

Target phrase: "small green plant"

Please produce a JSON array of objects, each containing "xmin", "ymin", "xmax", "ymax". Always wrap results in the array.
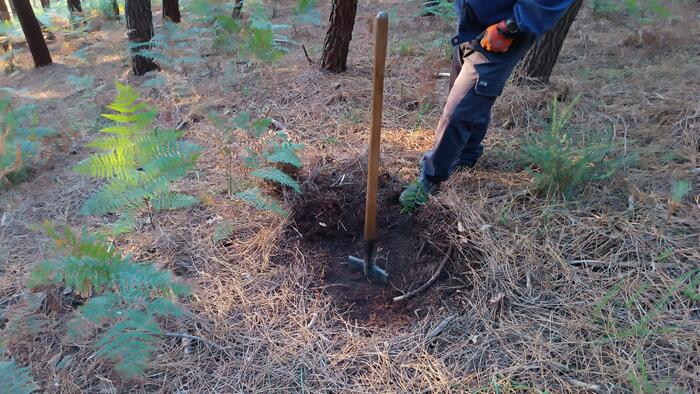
[
  {"xmin": 133, "ymin": 21, "xmax": 208, "ymax": 73},
  {"xmin": 519, "ymin": 98, "xmax": 625, "ymax": 199},
  {"xmin": 190, "ymin": 0, "xmax": 291, "ymax": 63},
  {"xmin": 209, "ymin": 110, "xmax": 303, "ymax": 216},
  {"xmin": 0, "ymin": 359, "xmax": 38, "ymax": 394},
  {"xmin": 592, "ymin": 269, "xmax": 698, "ymax": 340},
  {"xmin": 670, "ymin": 180, "xmax": 690, "ymax": 204},
  {"xmin": 213, "ymin": 220, "xmax": 235, "ymax": 243},
  {"xmin": 294, "ymin": 0, "xmax": 321, "ymax": 26},
  {"xmin": 593, "ymin": 0, "xmax": 670, "ymax": 17},
  {"xmin": 28, "ymin": 223, "xmax": 189, "ymax": 378},
  {"xmin": 0, "ymin": 94, "xmax": 55, "ymax": 185},
  {"xmin": 237, "ymin": 115, "xmax": 303, "ymax": 215},
  {"xmin": 74, "ymin": 82, "xmax": 201, "ymax": 235},
  {"xmin": 627, "ymin": 349, "xmax": 671, "ymax": 393},
  {"xmin": 667, "ymin": 179, "xmax": 690, "ymax": 217},
  {"xmin": 423, "ymin": 0, "xmax": 456, "ymax": 24}
]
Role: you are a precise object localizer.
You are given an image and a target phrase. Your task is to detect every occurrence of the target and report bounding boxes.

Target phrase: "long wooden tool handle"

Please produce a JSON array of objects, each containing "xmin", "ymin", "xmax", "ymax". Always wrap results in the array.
[{"xmin": 364, "ymin": 12, "xmax": 389, "ymax": 242}]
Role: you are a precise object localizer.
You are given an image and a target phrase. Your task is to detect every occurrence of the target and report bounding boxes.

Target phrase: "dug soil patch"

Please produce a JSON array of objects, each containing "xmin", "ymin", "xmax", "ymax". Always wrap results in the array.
[{"xmin": 289, "ymin": 161, "xmax": 456, "ymax": 326}]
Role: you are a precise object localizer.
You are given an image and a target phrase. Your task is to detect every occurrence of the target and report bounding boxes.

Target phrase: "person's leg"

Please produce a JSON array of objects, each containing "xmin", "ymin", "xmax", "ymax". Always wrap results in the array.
[
  {"xmin": 453, "ymin": 122, "xmax": 488, "ymax": 170},
  {"xmin": 449, "ymin": 45, "xmax": 461, "ymax": 92},
  {"xmin": 421, "ymin": 49, "xmax": 489, "ymax": 182}
]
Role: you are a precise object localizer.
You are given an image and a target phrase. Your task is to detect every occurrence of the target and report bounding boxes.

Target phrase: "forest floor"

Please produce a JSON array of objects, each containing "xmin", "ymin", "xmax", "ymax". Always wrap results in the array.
[{"xmin": 1, "ymin": 0, "xmax": 698, "ymax": 392}]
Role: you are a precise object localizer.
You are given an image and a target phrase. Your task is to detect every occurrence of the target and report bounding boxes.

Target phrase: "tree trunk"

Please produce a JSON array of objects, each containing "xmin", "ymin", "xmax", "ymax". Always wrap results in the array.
[
  {"xmin": 7, "ymin": 0, "xmax": 16, "ymax": 18},
  {"xmin": 232, "ymin": 0, "xmax": 243, "ymax": 19},
  {"xmin": 40, "ymin": 0, "xmax": 48, "ymax": 10},
  {"xmin": 162, "ymin": 0, "xmax": 180, "ymax": 23},
  {"xmin": 125, "ymin": 0, "xmax": 158, "ymax": 76},
  {"xmin": 516, "ymin": 0, "xmax": 583, "ymax": 84},
  {"xmin": 111, "ymin": 0, "xmax": 118, "ymax": 17},
  {"xmin": 0, "ymin": 0, "xmax": 11, "ymax": 21},
  {"xmin": 12, "ymin": 0, "xmax": 52, "ymax": 67},
  {"xmin": 67, "ymin": 0, "xmax": 81, "ymax": 13},
  {"xmin": 321, "ymin": 0, "xmax": 357, "ymax": 73}
]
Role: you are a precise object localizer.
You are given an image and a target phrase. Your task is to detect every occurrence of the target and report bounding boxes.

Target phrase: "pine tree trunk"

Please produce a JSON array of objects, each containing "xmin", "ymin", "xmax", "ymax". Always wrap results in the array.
[
  {"xmin": 232, "ymin": 0, "xmax": 243, "ymax": 19},
  {"xmin": 516, "ymin": 0, "xmax": 583, "ymax": 84},
  {"xmin": 0, "ymin": 0, "xmax": 11, "ymax": 21},
  {"xmin": 67, "ymin": 0, "xmax": 81, "ymax": 13},
  {"xmin": 162, "ymin": 0, "xmax": 180, "ymax": 23},
  {"xmin": 39, "ymin": 0, "xmax": 48, "ymax": 10},
  {"xmin": 125, "ymin": 0, "xmax": 158, "ymax": 76},
  {"xmin": 7, "ymin": 0, "xmax": 16, "ymax": 18},
  {"xmin": 321, "ymin": 0, "xmax": 357, "ymax": 73},
  {"xmin": 12, "ymin": 0, "xmax": 52, "ymax": 67}
]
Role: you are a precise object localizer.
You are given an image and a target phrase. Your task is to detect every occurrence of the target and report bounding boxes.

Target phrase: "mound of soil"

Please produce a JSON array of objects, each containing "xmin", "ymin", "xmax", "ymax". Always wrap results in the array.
[{"xmin": 289, "ymin": 161, "xmax": 455, "ymax": 326}]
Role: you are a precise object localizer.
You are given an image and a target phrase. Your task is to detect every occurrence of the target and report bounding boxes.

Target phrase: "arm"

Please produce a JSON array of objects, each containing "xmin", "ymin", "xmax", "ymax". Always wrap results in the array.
[{"xmin": 512, "ymin": 0, "xmax": 578, "ymax": 36}]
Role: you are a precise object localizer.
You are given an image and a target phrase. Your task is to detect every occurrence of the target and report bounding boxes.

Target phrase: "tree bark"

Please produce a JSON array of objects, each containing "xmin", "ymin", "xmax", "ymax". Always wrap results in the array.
[
  {"xmin": 11, "ymin": 0, "xmax": 52, "ymax": 67},
  {"xmin": 111, "ymin": 0, "xmax": 119, "ymax": 17},
  {"xmin": 125, "ymin": 0, "xmax": 158, "ymax": 76},
  {"xmin": 321, "ymin": 0, "xmax": 357, "ymax": 73},
  {"xmin": 39, "ymin": 0, "xmax": 48, "ymax": 10},
  {"xmin": 7, "ymin": 0, "xmax": 16, "ymax": 18},
  {"xmin": 232, "ymin": 0, "xmax": 243, "ymax": 19},
  {"xmin": 67, "ymin": 0, "xmax": 81, "ymax": 13},
  {"xmin": 162, "ymin": 0, "xmax": 180, "ymax": 23},
  {"xmin": 516, "ymin": 0, "xmax": 583, "ymax": 84},
  {"xmin": 0, "ymin": 0, "xmax": 11, "ymax": 21}
]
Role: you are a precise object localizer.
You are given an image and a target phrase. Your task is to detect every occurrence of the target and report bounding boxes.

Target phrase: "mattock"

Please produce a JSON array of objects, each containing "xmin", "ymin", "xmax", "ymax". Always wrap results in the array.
[{"xmin": 347, "ymin": 11, "xmax": 389, "ymax": 285}]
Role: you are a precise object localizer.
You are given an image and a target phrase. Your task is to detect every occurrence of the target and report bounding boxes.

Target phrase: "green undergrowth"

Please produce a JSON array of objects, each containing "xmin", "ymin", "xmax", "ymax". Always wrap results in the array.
[
  {"xmin": 74, "ymin": 82, "xmax": 201, "ymax": 236},
  {"xmin": 23, "ymin": 223, "xmax": 189, "ymax": 378},
  {"xmin": 0, "ymin": 93, "xmax": 56, "ymax": 187},
  {"xmin": 519, "ymin": 98, "xmax": 629, "ymax": 199},
  {"xmin": 209, "ymin": 110, "xmax": 304, "ymax": 242}
]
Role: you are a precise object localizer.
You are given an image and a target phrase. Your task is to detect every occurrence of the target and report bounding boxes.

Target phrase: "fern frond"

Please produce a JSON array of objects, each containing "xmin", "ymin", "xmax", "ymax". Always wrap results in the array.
[
  {"xmin": 100, "ymin": 125, "xmax": 142, "ymax": 136},
  {"xmin": 81, "ymin": 180, "xmax": 149, "ymax": 216},
  {"xmin": 0, "ymin": 359, "xmax": 38, "ymax": 394},
  {"xmin": 86, "ymin": 135, "xmax": 132, "ymax": 150},
  {"xmin": 110, "ymin": 82, "xmax": 140, "ymax": 109},
  {"xmin": 110, "ymin": 212, "xmax": 137, "ymax": 236},
  {"xmin": 266, "ymin": 145, "xmax": 302, "ymax": 168},
  {"xmin": 74, "ymin": 150, "xmax": 139, "ymax": 181},
  {"xmin": 94, "ymin": 309, "xmax": 162, "ymax": 378},
  {"xmin": 235, "ymin": 187, "xmax": 287, "ymax": 216},
  {"xmin": 151, "ymin": 192, "xmax": 198, "ymax": 212},
  {"xmin": 213, "ymin": 221, "xmax": 234, "ymax": 243},
  {"xmin": 102, "ymin": 111, "xmax": 157, "ymax": 127},
  {"xmin": 116, "ymin": 257, "xmax": 190, "ymax": 298},
  {"xmin": 250, "ymin": 167, "xmax": 301, "ymax": 193},
  {"xmin": 78, "ymin": 84, "xmax": 201, "ymax": 232}
]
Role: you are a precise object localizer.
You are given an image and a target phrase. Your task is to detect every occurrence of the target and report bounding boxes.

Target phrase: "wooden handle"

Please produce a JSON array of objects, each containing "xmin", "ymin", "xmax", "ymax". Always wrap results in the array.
[{"xmin": 364, "ymin": 12, "xmax": 389, "ymax": 242}]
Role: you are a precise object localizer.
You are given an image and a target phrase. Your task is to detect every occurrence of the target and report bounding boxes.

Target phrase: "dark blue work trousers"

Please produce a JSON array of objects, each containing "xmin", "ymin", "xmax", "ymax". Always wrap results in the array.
[{"xmin": 421, "ymin": 37, "xmax": 534, "ymax": 182}]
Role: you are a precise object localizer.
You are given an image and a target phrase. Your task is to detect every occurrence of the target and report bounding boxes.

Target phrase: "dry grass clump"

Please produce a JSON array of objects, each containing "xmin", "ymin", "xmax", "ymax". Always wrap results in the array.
[{"xmin": 426, "ymin": 167, "xmax": 699, "ymax": 391}]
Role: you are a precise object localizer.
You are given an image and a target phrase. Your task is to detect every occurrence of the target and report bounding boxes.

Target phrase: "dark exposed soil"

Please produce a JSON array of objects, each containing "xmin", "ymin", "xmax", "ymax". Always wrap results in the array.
[{"xmin": 290, "ymin": 160, "xmax": 455, "ymax": 326}]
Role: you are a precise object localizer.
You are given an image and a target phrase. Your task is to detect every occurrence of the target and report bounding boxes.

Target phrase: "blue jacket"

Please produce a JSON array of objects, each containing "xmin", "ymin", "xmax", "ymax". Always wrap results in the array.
[{"xmin": 451, "ymin": 0, "xmax": 577, "ymax": 46}]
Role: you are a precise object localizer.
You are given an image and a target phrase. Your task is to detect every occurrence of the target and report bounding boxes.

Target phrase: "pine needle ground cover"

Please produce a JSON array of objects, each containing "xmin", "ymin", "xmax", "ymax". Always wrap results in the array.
[{"xmin": 0, "ymin": 1, "xmax": 698, "ymax": 392}]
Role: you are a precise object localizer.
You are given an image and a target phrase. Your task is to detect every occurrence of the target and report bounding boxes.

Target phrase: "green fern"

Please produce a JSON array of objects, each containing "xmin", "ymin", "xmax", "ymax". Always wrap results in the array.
[
  {"xmin": 29, "ymin": 225, "xmax": 189, "ymax": 378},
  {"xmin": 213, "ymin": 221, "xmax": 235, "ymax": 243},
  {"xmin": 0, "ymin": 95, "xmax": 55, "ymax": 183},
  {"xmin": 250, "ymin": 167, "xmax": 301, "ymax": 193},
  {"xmin": 75, "ymin": 83, "xmax": 201, "ymax": 234},
  {"xmin": 0, "ymin": 359, "xmax": 38, "ymax": 394},
  {"xmin": 235, "ymin": 187, "xmax": 287, "ymax": 216},
  {"xmin": 294, "ymin": 0, "xmax": 321, "ymax": 26},
  {"xmin": 670, "ymin": 180, "xmax": 691, "ymax": 204},
  {"xmin": 265, "ymin": 133, "xmax": 303, "ymax": 168}
]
